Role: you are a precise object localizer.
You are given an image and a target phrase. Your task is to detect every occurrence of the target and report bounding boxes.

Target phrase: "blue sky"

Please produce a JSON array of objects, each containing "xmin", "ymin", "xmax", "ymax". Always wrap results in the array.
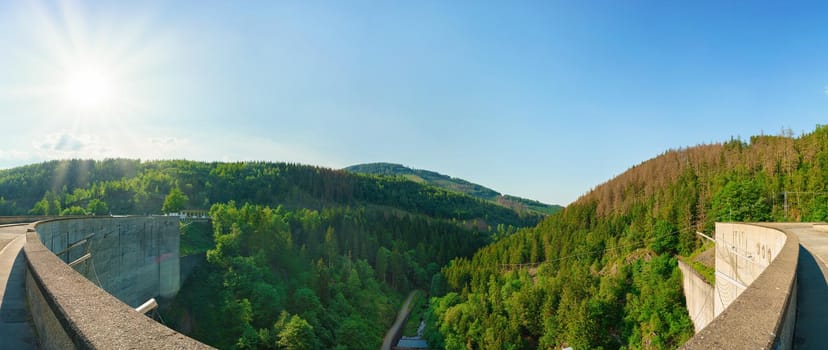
[{"xmin": 1, "ymin": 1, "xmax": 827, "ymax": 205}]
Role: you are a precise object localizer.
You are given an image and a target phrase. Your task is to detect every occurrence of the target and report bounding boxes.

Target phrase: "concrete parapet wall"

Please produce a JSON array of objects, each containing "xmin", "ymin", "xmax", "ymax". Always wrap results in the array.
[
  {"xmin": 680, "ymin": 223, "xmax": 799, "ymax": 350},
  {"xmin": 24, "ymin": 217, "xmax": 213, "ymax": 349},
  {"xmin": 0, "ymin": 216, "xmax": 55, "ymax": 225},
  {"xmin": 677, "ymin": 260, "xmax": 714, "ymax": 332},
  {"xmin": 35, "ymin": 216, "xmax": 180, "ymax": 306},
  {"xmin": 713, "ymin": 223, "xmax": 786, "ymax": 316}
]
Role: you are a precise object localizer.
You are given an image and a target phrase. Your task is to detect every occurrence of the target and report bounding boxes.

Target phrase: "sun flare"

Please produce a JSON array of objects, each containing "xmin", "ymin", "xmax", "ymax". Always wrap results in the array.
[{"xmin": 62, "ymin": 65, "xmax": 115, "ymax": 110}]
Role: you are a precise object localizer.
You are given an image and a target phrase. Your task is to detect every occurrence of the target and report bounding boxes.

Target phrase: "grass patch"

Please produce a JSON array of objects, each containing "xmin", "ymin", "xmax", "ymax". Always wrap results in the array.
[
  {"xmin": 680, "ymin": 241, "xmax": 715, "ymax": 284},
  {"xmin": 690, "ymin": 260, "xmax": 715, "ymax": 284},
  {"xmin": 401, "ymin": 290, "xmax": 427, "ymax": 337}
]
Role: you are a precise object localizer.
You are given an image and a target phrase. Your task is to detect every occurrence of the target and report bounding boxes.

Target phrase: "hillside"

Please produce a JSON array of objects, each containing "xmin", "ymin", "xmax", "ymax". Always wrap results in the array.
[
  {"xmin": 0, "ymin": 159, "xmax": 541, "ymax": 349},
  {"xmin": 0, "ymin": 160, "xmax": 540, "ymax": 228},
  {"xmin": 7, "ymin": 125, "xmax": 828, "ymax": 350},
  {"xmin": 424, "ymin": 126, "xmax": 828, "ymax": 349},
  {"xmin": 345, "ymin": 162, "xmax": 563, "ymax": 215}
]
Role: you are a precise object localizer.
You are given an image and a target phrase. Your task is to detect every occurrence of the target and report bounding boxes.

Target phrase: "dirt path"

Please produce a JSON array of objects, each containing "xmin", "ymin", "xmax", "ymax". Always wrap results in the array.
[{"xmin": 380, "ymin": 291, "xmax": 418, "ymax": 350}]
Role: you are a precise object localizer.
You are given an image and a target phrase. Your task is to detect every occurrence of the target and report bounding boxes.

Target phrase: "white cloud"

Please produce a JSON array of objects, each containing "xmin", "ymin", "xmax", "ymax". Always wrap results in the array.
[{"xmin": 33, "ymin": 131, "xmax": 111, "ymax": 158}]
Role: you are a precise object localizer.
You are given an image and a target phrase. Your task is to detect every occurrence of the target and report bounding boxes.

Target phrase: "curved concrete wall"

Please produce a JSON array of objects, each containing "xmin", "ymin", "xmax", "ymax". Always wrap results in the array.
[
  {"xmin": 35, "ymin": 216, "xmax": 180, "ymax": 306},
  {"xmin": 681, "ymin": 223, "xmax": 798, "ymax": 350},
  {"xmin": 24, "ymin": 217, "xmax": 212, "ymax": 349},
  {"xmin": 677, "ymin": 260, "xmax": 714, "ymax": 332},
  {"xmin": 713, "ymin": 223, "xmax": 787, "ymax": 316}
]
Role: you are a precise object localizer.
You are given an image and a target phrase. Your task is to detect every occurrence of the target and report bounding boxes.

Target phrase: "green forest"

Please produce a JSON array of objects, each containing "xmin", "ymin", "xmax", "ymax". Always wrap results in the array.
[
  {"xmin": 345, "ymin": 162, "xmax": 564, "ymax": 215},
  {"xmin": 0, "ymin": 159, "xmax": 540, "ymax": 228},
  {"xmin": 3, "ymin": 125, "xmax": 828, "ymax": 349},
  {"xmin": 0, "ymin": 159, "xmax": 538, "ymax": 349},
  {"xmin": 424, "ymin": 126, "xmax": 828, "ymax": 349}
]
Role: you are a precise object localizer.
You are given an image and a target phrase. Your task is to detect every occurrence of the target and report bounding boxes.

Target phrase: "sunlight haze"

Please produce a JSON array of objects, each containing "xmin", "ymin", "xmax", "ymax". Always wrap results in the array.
[{"xmin": 2, "ymin": 0, "xmax": 827, "ymax": 205}]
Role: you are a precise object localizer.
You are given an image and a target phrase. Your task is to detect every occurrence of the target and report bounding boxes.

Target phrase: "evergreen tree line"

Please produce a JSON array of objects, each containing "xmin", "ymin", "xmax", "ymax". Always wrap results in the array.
[
  {"xmin": 0, "ymin": 159, "xmax": 538, "ymax": 349},
  {"xmin": 425, "ymin": 125, "xmax": 828, "ymax": 349},
  {"xmin": 0, "ymin": 159, "xmax": 541, "ymax": 229},
  {"xmin": 168, "ymin": 201, "xmax": 490, "ymax": 349}
]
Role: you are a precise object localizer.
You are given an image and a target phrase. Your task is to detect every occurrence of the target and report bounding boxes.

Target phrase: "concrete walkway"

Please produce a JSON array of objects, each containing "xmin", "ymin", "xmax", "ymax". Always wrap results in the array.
[
  {"xmin": 786, "ymin": 225, "xmax": 828, "ymax": 350},
  {"xmin": 0, "ymin": 224, "xmax": 38, "ymax": 349}
]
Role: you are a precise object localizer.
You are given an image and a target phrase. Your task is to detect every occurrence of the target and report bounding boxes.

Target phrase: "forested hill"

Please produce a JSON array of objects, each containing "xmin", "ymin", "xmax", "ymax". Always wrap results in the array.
[
  {"xmin": 0, "ymin": 159, "xmax": 544, "ymax": 349},
  {"xmin": 425, "ymin": 126, "xmax": 828, "ymax": 349},
  {"xmin": 0, "ymin": 159, "xmax": 540, "ymax": 228},
  {"xmin": 345, "ymin": 162, "xmax": 563, "ymax": 215}
]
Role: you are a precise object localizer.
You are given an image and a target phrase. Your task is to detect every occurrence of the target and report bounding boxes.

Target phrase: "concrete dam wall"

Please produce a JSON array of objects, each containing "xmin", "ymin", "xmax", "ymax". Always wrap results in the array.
[
  {"xmin": 680, "ymin": 223, "xmax": 798, "ymax": 350},
  {"xmin": 677, "ymin": 260, "xmax": 714, "ymax": 333},
  {"xmin": 35, "ymin": 216, "xmax": 180, "ymax": 307},
  {"xmin": 681, "ymin": 222, "xmax": 789, "ymax": 332},
  {"xmin": 24, "ymin": 216, "xmax": 211, "ymax": 349},
  {"xmin": 713, "ymin": 223, "xmax": 787, "ymax": 316}
]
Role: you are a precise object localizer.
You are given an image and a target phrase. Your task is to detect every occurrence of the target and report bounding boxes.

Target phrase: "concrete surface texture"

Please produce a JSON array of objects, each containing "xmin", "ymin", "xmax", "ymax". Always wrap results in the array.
[
  {"xmin": 0, "ymin": 224, "xmax": 38, "ymax": 349},
  {"xmin": 677, "ymin": 260, "xmax": 714, "ymax": 332},
  {"xmin": 779, "ymin": 225, "xmax": 828, "ymax": 349},
  {"xmin": 0, "ymin": 217, "xmax": 49, "ymax": 226},
  {"xmin": 681, "ymin": 223, "xmax": 799, "ymax": 350},
  {"xmin": 713, "ymin": 223, "xmax": 786, "ymax": 316},
  {"xmin": 35, "ymin": 216, "xmax": 180, "ymax": 307},
  {"xmin": 25, "ymin": 217, "xmax": 213, "ymax": 349}
]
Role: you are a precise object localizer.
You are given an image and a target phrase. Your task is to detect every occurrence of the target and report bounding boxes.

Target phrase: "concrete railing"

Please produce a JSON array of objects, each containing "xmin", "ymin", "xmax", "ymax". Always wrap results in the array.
[
  {"xmin": 0, "ymin": 216, "xmax": 54, "ymax": 225},
  {"xmin": 681, "ymin": 223, "xmax": 799, "ymax": 350},
  {"xmin": 23, "ymin": 217, "xmax": 212, "ymax": 349}
]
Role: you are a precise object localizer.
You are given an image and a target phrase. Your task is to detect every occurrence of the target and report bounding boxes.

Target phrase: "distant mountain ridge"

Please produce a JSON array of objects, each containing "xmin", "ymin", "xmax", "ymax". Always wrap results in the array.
[{"xmin": 344, "ymin": 162, "xmax": 563, "ymax": 215}]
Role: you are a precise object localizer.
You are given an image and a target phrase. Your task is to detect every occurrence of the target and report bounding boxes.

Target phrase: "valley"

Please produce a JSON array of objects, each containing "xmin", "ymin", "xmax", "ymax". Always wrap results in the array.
[{"xmin": 2, "ymin": 126, "xmax": 828, "ymax": 349}]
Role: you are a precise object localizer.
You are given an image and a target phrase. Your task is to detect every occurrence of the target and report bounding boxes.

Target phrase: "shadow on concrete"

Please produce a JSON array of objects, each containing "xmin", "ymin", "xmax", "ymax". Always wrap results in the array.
[
  {"xmin": 0, "ymin": 250, "xmax": 38, "ymax": 349},
  {"xmin": 794, "ymin": 246, "xmax": 828, "ymax": 350}
]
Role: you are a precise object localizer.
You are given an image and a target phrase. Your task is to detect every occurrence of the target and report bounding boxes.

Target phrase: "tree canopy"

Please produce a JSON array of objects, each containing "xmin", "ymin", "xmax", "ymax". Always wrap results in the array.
[
  {"xmin": 162, "ymin": 187, "xmax": 189, "ymax": 213},
  {"xmin": 424, "ymin": 126, "xmax": 828, "ymax": 349},
  {"xmin": 7, "ymin": 125, "xmax": 828, "ymax": 349}
]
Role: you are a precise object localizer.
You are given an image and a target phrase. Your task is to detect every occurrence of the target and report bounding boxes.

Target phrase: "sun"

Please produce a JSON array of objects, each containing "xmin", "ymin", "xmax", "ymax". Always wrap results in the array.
[
  {"xmin": 62, "ymin": 65, "xmax": 116, "ymax": 111},
  {"xmin": 15, "ymin": 0, "xmax": 180, "ymax": 128}
]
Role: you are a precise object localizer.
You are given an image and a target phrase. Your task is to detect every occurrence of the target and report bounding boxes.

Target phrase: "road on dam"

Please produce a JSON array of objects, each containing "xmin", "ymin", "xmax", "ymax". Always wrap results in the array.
[
  {"xmin": 0, "ymin": 224, "xmax": 38, "ymax": 349},
  {"xmin": 789, "ymin": 225, "xmax": 828, "ymax": 350}
]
